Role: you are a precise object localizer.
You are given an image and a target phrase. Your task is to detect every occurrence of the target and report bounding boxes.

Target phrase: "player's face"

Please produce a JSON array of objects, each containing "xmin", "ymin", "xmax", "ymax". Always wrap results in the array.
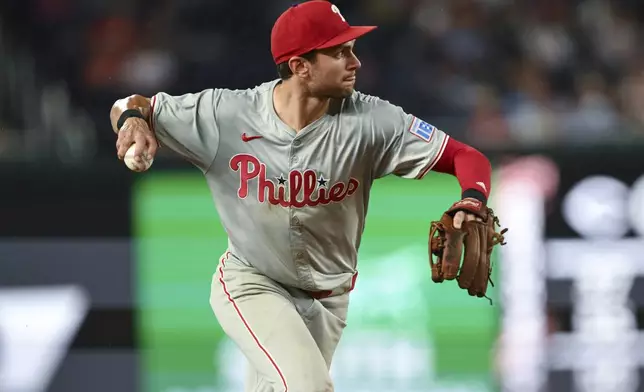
[{"xmin": 308, "ymin": 41, "xmax": 361, "ymax": 99}]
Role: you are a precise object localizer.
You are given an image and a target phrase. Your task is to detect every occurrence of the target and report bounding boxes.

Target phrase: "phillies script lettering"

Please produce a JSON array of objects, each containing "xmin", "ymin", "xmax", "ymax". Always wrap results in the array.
[{"xmin": 230, "ymin": 154, "xmax": 359, "ymax": 207}]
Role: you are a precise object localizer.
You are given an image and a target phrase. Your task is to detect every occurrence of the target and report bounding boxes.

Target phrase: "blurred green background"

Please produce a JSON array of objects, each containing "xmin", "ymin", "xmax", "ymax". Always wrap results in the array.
[{"xmin": 134, "ymin": 172, "xmax": 500, "ymax": 392}]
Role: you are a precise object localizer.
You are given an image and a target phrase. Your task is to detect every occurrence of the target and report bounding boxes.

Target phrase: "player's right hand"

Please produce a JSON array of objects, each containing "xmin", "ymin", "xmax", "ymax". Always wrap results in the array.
[{"xmin": 116, "ymin": 117, "xmax": 159, "ymax": 162}]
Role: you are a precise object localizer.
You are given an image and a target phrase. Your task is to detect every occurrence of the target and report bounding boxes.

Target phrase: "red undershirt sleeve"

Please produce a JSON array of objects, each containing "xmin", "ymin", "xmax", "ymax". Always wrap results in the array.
[{"xmin": 431, "ymin": 137, "xmax": 491, "ymax": 203}]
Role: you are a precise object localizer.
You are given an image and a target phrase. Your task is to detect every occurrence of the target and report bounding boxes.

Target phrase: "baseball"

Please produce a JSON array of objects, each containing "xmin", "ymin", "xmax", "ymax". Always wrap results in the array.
[{"xmin": 124, "ymin": 143, "xmax": 153, "ymax": 172}]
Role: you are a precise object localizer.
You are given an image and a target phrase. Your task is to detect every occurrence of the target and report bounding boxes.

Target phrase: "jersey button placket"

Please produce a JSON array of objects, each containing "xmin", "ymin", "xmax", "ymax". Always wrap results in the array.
[{"xmin": 288, "ymin": 138, "xmax": 313, "ymax": 288}]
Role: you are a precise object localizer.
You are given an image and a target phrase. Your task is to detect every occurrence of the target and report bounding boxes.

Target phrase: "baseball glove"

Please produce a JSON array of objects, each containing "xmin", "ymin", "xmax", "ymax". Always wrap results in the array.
[{"xmin": 428, "ymin": 199, "xmax": 508, "ymax": 304}]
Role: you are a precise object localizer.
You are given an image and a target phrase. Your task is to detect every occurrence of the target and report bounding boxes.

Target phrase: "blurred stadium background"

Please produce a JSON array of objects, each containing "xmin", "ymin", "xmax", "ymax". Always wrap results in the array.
[{"xmin": 1, "ymin": 0, "xmax": 644, "ymax": 391}]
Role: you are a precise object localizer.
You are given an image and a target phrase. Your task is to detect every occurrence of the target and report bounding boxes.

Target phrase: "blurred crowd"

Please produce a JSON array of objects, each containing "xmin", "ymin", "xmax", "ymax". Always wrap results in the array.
[{"xmin": 1, "ymin": 0, "xmax": 644, "ymax": 161}]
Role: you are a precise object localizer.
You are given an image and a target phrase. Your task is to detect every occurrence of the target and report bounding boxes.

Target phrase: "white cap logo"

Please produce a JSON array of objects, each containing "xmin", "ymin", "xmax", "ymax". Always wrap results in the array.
[{"xmin": 331, "ymin": 4, "xmax": 346, "ymax": 22}]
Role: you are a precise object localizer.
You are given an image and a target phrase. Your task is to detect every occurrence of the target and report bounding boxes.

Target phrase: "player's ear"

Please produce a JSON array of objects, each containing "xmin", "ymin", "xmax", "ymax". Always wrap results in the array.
[{"xmin": 288, "ymin": 56, "xmax": 312, "ymax": 78}]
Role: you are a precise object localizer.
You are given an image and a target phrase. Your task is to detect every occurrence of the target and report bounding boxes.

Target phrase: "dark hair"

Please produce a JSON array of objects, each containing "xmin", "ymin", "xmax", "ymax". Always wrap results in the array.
[{"xmin": 276, "ymin": 50, "xmax": 318, "ymax": 80}]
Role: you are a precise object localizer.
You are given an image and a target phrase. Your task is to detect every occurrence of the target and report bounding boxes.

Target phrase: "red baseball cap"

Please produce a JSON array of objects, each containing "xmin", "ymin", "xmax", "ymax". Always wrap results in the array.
[{"xmin": 271, "ymin": 1, "xmax": 377, "ymax": 64}]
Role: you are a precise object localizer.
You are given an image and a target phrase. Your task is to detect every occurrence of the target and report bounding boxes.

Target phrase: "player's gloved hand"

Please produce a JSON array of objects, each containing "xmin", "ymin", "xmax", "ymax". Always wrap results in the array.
[
  {"xmin": 116, "ymin": 117, "xmax": 159, "ymax": 162},
  {"xmin": 428, "ymin": 198, "xmax": 508, "ymax": 304}
]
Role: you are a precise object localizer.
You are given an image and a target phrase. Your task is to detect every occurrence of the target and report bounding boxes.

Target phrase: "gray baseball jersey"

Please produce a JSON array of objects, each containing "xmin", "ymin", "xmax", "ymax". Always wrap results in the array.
[{"xmin": 150, "ymin": 79, "xmax": 448, "ymax": 292}]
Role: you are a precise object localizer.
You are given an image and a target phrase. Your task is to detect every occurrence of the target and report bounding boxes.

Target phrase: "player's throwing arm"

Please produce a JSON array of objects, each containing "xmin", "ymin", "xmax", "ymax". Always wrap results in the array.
[{"xmin": 110, "ymin": 95, "xmax": 159, "ymax": 172}]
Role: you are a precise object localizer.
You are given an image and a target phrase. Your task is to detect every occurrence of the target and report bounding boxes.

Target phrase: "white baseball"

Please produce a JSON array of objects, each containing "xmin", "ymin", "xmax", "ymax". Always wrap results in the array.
[{"xmin": 124, "ymin": 143, "xmax": 153, "ymax": 172}]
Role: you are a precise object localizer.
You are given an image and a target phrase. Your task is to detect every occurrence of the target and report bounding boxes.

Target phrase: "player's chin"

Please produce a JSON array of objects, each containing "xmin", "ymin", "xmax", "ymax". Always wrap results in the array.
[
  {"xmin": 323, "ymin": 82, "xmax": 354, "ymax": 99},
  {"xmin": 336, "ymin": 83, "xmax": 355, "ymax": 98},
  {"xmin": 325, "ymin": 89, "xmax": 352, "ymax": 99},
  {"xmin": 337, "ymin": 87, "xmax": 354, "ymax": 98}
]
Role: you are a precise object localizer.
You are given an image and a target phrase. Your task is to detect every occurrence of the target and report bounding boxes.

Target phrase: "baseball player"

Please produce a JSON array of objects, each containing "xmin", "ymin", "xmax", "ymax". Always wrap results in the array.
[{"xmin": 110, "ymin": 1, "xmax": 506, "ymax": 391}]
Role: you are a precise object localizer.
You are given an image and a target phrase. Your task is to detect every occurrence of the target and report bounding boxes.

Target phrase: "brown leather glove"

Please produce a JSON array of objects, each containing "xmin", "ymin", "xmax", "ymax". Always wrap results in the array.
[{"xmin": 429, "ymin": 199, "xmax": 508, "ymax": 303}]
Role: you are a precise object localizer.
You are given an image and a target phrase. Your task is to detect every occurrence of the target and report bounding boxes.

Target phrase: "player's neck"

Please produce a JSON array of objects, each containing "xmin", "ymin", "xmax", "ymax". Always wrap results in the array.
[{"xmin": 273, "ymin": 82, "xmax": 330, "ymax": 132}]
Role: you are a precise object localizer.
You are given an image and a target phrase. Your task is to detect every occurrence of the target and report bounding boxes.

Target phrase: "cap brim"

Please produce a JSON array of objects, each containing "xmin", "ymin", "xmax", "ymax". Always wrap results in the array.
[{"xmin": 316, "ymin": 26, "xmax": 377, "ymax": 50}]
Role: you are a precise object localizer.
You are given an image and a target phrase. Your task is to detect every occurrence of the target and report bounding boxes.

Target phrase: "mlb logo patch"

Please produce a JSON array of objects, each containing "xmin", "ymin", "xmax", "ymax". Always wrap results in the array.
[{"xmin": 409, "ymin": 117, "xmax": 436, "ymax": 142}]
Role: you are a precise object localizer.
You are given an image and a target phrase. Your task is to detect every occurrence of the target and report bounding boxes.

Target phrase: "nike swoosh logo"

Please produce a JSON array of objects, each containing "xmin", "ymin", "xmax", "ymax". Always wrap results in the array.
[
  {"xmin": 476, "ymin": 181, "xmax": 487, "ymax": 192},
  {"xmin": 241, "ymin": 133, "xmax": 263, "ymax": 142}
]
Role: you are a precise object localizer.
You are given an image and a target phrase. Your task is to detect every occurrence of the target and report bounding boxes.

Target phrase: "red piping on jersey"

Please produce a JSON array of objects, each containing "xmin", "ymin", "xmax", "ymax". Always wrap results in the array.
[
  {"xmin": 430, "ymin": 137, "xmax": 491, "ymax": 199},
  {"xmin": 149, "ymin": 95, "xmax": 157, "ymax": 134},
  {"xmin": 416, "ymin": 135, "xmax": 450, "ymax": 180},
  {"xmin": 218, "ymin": 254, "xmax": 289, "ymax": 391}
]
